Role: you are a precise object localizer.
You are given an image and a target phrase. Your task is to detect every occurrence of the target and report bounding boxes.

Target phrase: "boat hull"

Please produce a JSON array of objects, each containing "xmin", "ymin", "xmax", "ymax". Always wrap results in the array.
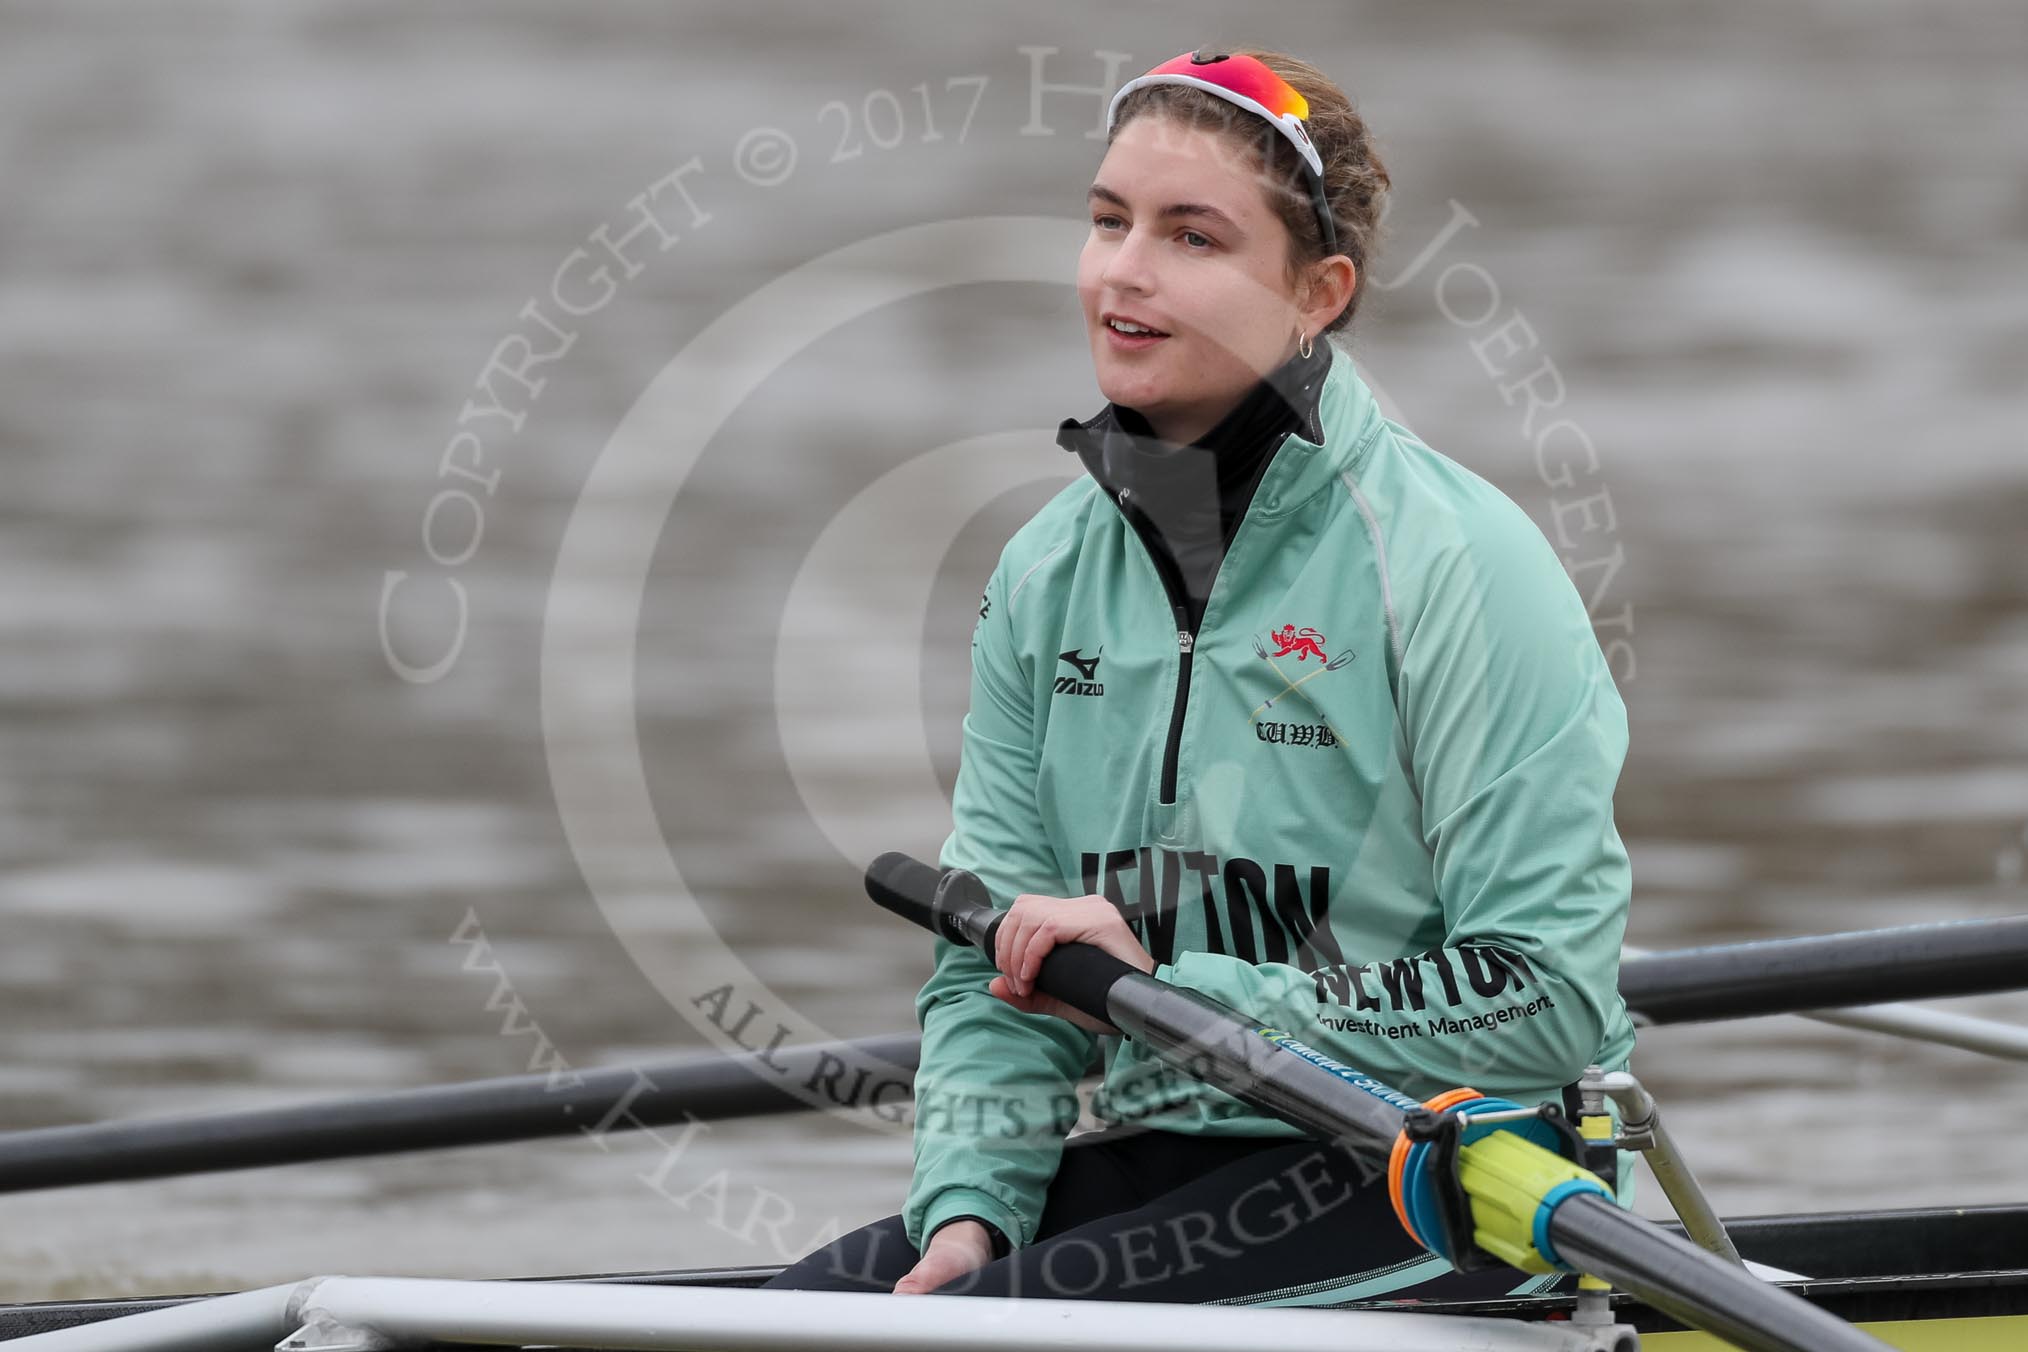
[{"xmin": 0, "ymin": 1205, "xmax": 2020, "ymax": 1349}]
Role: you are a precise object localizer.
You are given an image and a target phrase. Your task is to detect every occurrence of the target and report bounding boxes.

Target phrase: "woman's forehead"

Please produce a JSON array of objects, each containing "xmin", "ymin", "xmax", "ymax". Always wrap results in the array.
[{"xmin": 1096, "ymin": 121, "xmax": 1271, "ymax": 221}]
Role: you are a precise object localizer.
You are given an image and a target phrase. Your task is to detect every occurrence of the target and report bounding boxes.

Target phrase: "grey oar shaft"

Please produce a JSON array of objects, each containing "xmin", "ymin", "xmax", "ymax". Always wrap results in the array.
[
  {"xmin": 1548, "ymin": 1194, "xmax": 1884, "ymax": 1352},
  {"xmin": 1623, "ymin": 915, "xmax": 2028, "ymax": 1025},
  {"xmin": 0, "ymin": 1036, "xmax": 919, "ymax": 1194},
  {"xmin": 1104, "ymin": 974, "xmax": 1411, "ymax": 1166}
]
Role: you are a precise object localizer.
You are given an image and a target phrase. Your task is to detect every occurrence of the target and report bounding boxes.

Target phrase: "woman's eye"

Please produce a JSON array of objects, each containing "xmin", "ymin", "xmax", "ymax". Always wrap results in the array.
[{"xmin": 1089, "ymin": 216, "xmax": 1210, "ymax": 249}]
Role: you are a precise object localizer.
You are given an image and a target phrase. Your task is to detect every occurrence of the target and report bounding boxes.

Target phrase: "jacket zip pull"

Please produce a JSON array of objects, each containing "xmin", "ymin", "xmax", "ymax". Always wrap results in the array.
[{"xmin": 1177, "ymin": 629, "xmax": 1194, "ymax": 654}]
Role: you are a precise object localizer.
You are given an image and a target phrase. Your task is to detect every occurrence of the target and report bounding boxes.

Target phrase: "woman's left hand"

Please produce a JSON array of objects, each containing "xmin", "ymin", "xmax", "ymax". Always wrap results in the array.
[{"xmin": 988, "ymin": 893, "xmax": 1156, "ymax": 1034}]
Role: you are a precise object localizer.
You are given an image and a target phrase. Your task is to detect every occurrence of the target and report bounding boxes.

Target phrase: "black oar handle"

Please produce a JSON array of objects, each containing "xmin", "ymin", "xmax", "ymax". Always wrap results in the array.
[
  {"xmin": 864, "ymin": 851, "xmax": 947, "ymax": 934},
  {"xmin": 865, "ymin": 851, "xmax": 1143, "ymax": 1027}
]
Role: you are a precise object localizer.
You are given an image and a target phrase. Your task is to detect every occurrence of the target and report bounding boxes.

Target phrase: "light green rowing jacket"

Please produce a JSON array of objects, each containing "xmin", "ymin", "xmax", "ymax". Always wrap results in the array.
[{"xmin": 906, "ymin": 343, "xmax": 1636, "ymax": 1253}]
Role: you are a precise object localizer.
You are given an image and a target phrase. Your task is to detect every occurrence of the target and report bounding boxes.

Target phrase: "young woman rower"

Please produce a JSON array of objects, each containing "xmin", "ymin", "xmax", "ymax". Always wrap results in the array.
[{"xmin": 766, "ymin": 44, "xmax": 1637, "ymax": 1306}]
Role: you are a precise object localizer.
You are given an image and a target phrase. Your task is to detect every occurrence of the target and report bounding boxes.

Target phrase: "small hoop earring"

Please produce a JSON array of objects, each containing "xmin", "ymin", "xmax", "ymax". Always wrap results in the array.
[{"xmin": 1297, "ymin": 329, "xmax": 1314, "ymax": 360}]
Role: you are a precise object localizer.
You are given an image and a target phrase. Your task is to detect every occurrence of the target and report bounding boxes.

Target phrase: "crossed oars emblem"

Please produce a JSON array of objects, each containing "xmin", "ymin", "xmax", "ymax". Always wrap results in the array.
[{"xmin": 1249, "ymin": 632, "xmax": 1355, "ymax": 730}]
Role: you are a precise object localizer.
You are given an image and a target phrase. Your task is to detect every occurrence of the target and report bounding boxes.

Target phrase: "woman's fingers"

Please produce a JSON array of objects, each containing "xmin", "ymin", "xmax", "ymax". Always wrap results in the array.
[
  {"xmin": 992, "ymin": 895, "xmax": 1152, "ymax": 1014},
  {"xmin": 997, "ymin": 907, "xmax": 1033, "ymax": 995},
  {"xmin": 1016, "ymin": 915, "xmax": 1045, "ymax": 996},
  {"xmin": 991, "ymin": 973, "xmax": 1053, "ymax": 1016},
  {"xmin": 990, "ymin": 973, "xmax": 1116, "ymax": 1034},
  {"xmin": 991, "ymin": 972, "xmax": 1055, "ymax": 1017},
  {"xmin": 1002, "ymin": 896, "xmax": 1054, "ymax": 997},
  {"xmin": 893, "ymin": 1245, "xmax": 976, "ymax": 1294},
  {"xmin": 991, "ymin": 908, "xmax": 1017, "ymax": 985},
  {"xmin": 996, "ymin": 895, "xmax": 1149, "ymax": 999},
  {"xmin": 895, "ymin": 1221, "xmax": 996, "ymax": 1294},
  {"xmin": 988, "ymin": 973, "xmax": 1030, "ymax": 1010},
  {"xmin": 1020, "ymin": 919, "xmax": 1057, "ymax": 992}
]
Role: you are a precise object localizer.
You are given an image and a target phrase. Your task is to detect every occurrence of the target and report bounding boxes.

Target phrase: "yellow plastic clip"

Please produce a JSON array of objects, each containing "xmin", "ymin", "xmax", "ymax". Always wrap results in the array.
[{"xmin": 1455, "ymin": 1131, "xmax": 1613, "ymax": 1274}]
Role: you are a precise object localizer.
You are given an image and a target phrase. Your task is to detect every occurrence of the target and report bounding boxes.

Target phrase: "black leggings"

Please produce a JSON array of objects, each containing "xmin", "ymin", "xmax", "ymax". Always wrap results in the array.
[{"xmin": 763, "ymin": 1126, "xmax": 1573, "ymax": 1305}]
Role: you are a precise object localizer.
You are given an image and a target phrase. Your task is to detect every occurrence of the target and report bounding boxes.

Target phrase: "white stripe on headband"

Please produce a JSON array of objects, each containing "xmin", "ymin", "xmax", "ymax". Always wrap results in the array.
[{"xmin": 1105, "ymin": 72, "xmax": 1325, "ymax": 181}]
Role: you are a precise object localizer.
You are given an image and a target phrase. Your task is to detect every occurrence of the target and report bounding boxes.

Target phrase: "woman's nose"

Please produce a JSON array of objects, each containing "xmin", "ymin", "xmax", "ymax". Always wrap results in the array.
[{"xmin": 1100, "ymin": 228, "xmax": 1155, "ymax": 294}]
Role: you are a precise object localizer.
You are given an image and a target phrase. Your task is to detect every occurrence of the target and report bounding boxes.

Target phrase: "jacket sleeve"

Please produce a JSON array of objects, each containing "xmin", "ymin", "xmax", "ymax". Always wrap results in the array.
[
  {"xmin": 1117, "ymin": 493, "xmax": 1633, "ymax": 1105},
  {"xmin": 902, "ymin": 554, "xmax": 1099, "ymax": 1253}
]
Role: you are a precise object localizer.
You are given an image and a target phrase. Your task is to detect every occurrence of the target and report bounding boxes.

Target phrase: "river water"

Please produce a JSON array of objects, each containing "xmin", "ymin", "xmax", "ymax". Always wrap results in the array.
[{"xmin": 1, "ymin": 0, "xmax": 2024, "ymax": 1300}]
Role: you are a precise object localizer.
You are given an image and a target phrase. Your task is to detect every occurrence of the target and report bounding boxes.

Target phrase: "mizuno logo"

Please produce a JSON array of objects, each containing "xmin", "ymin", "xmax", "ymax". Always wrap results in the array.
[
  {"xmin": 1055, "ymin": 647, "xmax": 1104, "ymax": 697},
  {"xmin": 1058, "ymin": 648, "xmax": 1102, "ymax": 680}
]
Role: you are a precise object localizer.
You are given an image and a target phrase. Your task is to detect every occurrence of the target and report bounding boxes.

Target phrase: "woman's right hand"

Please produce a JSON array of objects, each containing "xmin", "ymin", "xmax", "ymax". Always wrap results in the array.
[
  {"xmin": 988, "ymin": 893, "xmax": 1154, "ymax": 1033},
  {"xmin": 893, "ymin": 1218, "xmax": 997, "ymax": 1294}
]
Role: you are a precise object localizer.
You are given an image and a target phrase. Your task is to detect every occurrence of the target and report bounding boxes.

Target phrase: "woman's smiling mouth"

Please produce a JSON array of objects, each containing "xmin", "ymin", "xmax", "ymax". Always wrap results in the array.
[{"xmin": 1103, "ymin": 312, "xmax": 1171, "ymax": 349}]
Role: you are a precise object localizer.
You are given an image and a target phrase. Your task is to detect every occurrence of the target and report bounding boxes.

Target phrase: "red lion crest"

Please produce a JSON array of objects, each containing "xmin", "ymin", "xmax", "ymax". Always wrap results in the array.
[{"xmin": 1269, "ymin": 625, "xmax": 1327, "ymax": 661}]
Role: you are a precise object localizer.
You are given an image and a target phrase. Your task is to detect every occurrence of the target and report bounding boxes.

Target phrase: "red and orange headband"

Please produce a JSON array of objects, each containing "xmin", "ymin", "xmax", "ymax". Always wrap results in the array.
[{"xmin": 1107, "ymin": 49, "xmax": 1339, "ymax": 256}]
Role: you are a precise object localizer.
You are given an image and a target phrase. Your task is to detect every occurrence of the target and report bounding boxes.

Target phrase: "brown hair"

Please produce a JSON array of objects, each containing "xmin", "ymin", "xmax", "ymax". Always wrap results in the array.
[{"xmin": 1107, "ymin": 47, "xmax": 1391, "ymax": 333}]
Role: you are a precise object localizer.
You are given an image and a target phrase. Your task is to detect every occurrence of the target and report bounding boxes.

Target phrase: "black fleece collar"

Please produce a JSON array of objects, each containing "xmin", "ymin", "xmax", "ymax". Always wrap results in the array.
[
  {"xmin": 1053, "ymin": 338, "xmax": 1332, "ymax": 475},
  {"xmin": 1050, "ymin": 340, "xmax": 1334, "ymax": 634}
]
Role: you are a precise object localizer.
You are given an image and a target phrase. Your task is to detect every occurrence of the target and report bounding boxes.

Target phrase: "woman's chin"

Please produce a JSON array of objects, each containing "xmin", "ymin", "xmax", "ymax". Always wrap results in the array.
[{"xmin": 1094, "ymin": 364, "xmax": 1170, "ymax": 411}]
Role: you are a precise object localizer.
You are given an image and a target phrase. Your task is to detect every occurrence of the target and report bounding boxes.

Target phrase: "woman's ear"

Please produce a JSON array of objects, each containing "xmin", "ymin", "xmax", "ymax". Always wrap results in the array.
[{"xmin": 1301, "ymin": 256, "xmax": 1357, "ymax": 333}]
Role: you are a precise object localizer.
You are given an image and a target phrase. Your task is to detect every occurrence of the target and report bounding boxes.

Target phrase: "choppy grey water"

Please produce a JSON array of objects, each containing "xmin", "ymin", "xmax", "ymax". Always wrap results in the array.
[{"xmin": 1, "ymin": 0, "xmax": 2025, "ymax": 1301}]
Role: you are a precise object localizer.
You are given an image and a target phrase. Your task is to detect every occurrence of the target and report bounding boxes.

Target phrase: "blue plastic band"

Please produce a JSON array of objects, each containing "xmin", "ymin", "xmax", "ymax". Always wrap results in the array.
[
  {"xmin": 1401, "ymin": 1097, "xmax": 1547, "ymax": 1261},
  {"xmin": 1532, "ymin": 1177, "xmax": 1612, "ymax": 1270},
  {"xmin": 1401, "ymin": 1138, "xmax": 1448, "ymax": 1259}
]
